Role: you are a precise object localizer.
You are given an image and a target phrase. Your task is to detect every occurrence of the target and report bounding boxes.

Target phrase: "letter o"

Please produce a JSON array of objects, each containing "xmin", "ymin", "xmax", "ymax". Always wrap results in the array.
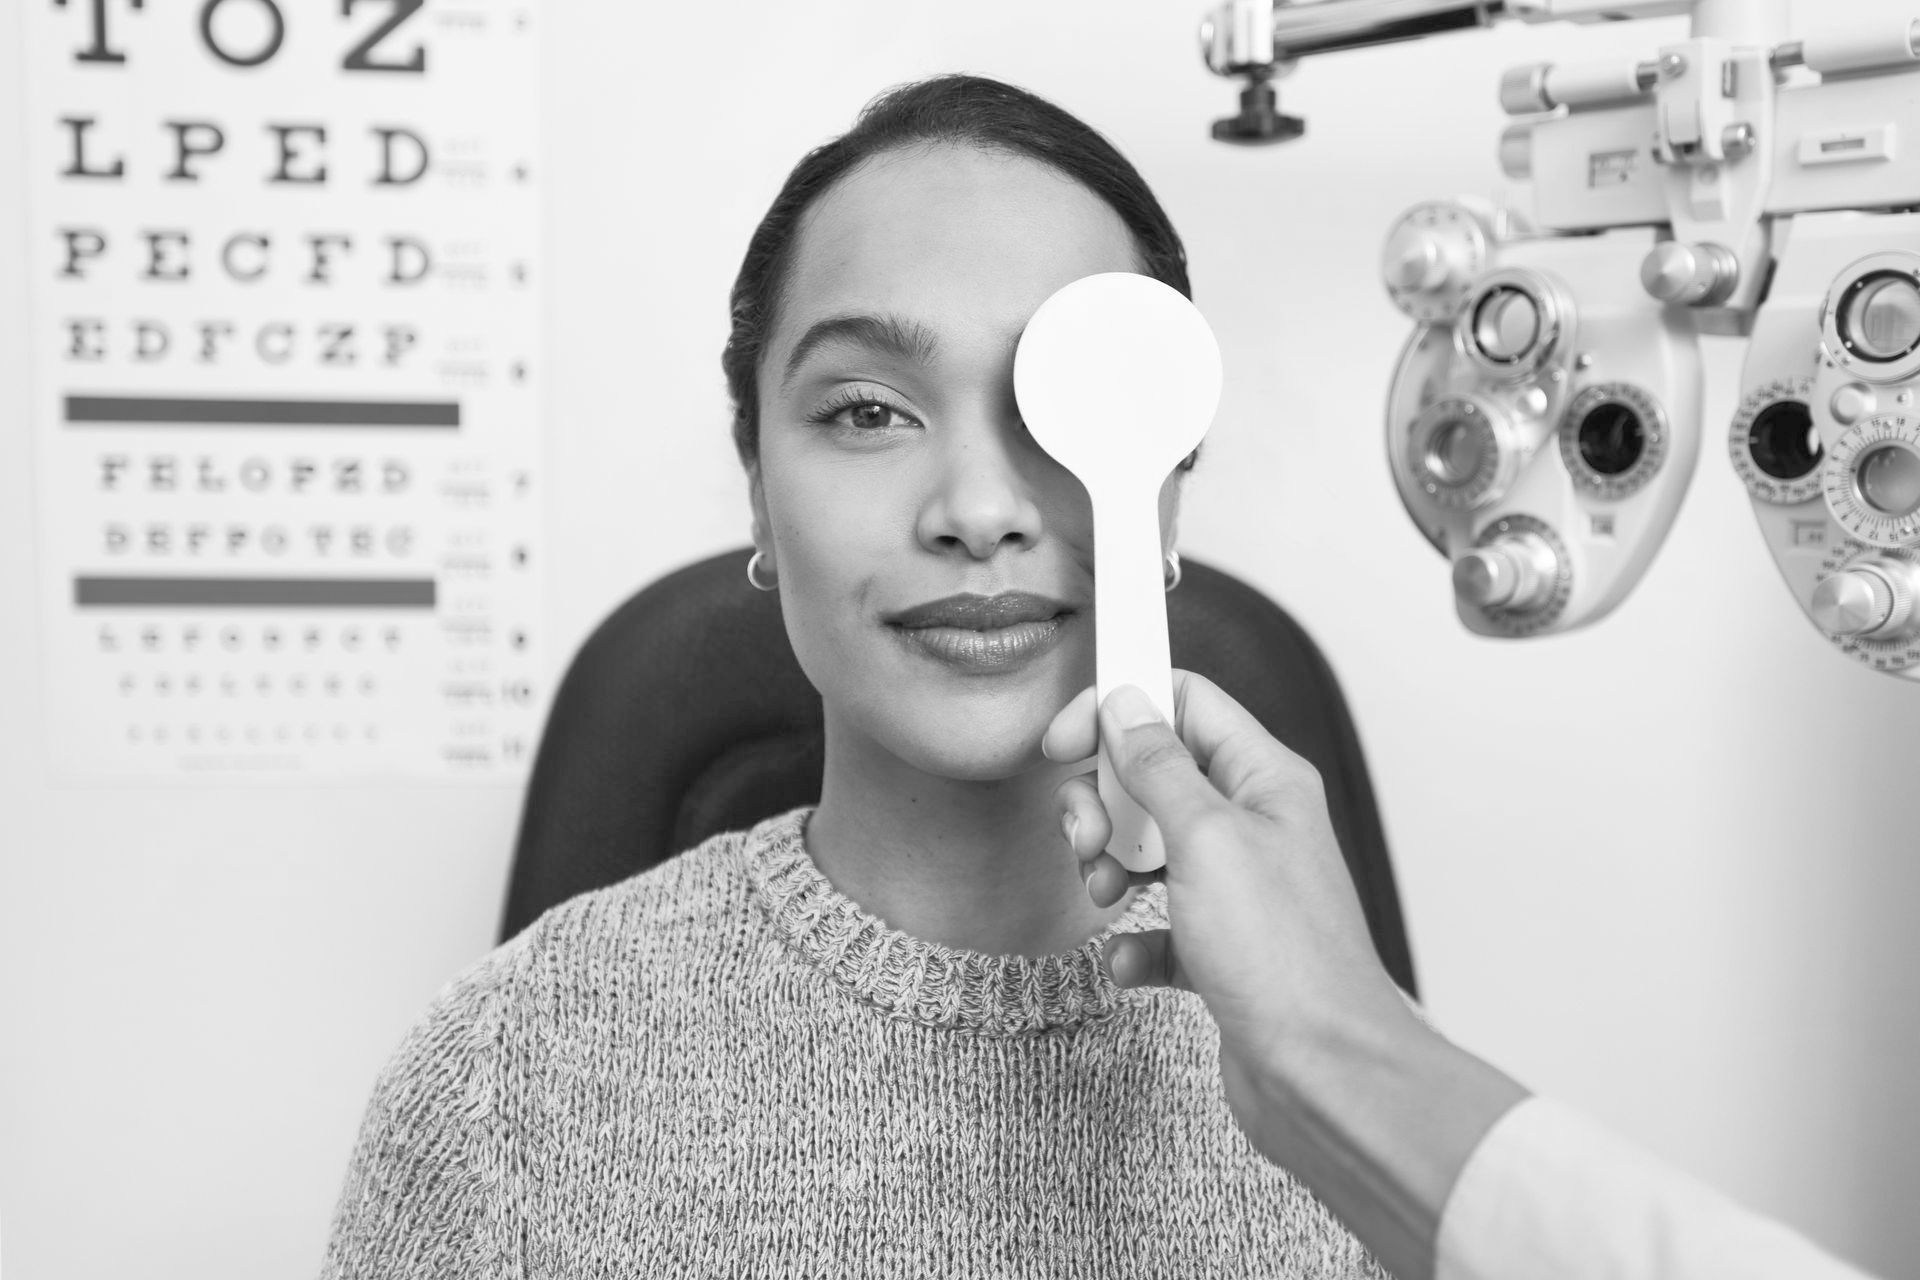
[{"xmin": 199, "ymin": 0, "xmax": 286, "ymax": 68}]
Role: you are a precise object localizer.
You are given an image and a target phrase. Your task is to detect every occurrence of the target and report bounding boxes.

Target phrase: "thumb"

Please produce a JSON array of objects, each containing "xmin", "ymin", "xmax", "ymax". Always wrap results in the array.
[{"xmin": 1099, "ymin": 685, "xmax": 1222, "ymax": 838}]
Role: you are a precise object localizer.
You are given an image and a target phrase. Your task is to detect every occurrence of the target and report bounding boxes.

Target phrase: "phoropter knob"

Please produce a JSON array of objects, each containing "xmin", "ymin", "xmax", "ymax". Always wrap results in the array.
[
  {"xmin": 1384, "ymin": 227, "xmax": 1460, "ymax": 293},
  {"xmin": 1380, "ymin": 201, "xmax": 1499, "ymax": 323},
  {"xmin": 1811, "ymin": 561, "xmax": 1919, "ymax": 637},
  {"xmin": 1640, "ymin": 240, "xmax": 1739, "ymax": 307},
  {"xmin": 1453, "ymin": 532, "xmax": 1560, "ymax": 613}
]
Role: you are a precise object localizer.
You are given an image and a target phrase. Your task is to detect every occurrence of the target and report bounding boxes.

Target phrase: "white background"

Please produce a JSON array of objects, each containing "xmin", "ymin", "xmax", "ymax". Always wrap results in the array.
[{"xmin": 3, "ymin": 2, "xmax": 1916, "ymax": 1278}]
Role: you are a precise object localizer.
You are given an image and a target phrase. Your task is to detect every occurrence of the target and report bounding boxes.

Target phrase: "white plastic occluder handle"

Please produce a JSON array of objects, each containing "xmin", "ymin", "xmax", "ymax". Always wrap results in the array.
[{"xmin": 1092, "ymin": 487, "xmax": 1178, "ymax": 872}]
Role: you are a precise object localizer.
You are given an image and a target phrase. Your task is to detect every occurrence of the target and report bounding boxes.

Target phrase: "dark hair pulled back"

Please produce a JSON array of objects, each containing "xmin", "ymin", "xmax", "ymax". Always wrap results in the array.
[{"xmin": 722, "ymin": 74, "xmax": 1192, "ymax": 465}]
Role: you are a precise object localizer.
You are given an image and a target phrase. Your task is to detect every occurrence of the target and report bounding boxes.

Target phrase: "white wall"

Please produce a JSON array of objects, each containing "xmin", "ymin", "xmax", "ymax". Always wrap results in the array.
[{"xmin": 3, "ymin": 3, "xmax": 1917, "ymax": 1278}]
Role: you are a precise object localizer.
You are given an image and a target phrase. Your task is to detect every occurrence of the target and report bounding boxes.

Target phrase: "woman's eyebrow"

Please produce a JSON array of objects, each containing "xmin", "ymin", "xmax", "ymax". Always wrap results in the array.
[{"xmin": 780, "ymin": 313, "xmax": 940, "ymax": 389}]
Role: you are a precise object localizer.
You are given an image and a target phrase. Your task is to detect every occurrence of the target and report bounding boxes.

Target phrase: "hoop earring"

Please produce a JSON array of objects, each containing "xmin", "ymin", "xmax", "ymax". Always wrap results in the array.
[
  {"xmin": 746, "ymin": 549, "xmax": 778, "ymax": 592},
  {"xmin": 1163, "ymin": 550, "xmax": 1182, "ymax": 592}
]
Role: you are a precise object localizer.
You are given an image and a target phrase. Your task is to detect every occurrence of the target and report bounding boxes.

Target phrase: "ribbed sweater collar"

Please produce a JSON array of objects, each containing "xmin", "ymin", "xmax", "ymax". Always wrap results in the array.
[{"xmin": 742, "ymin": 807, "xmax": 1165, "ymax": 1036}]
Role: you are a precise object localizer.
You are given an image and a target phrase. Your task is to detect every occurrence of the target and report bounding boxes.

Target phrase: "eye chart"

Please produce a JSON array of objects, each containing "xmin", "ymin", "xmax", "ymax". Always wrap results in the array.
[{"xmin": 24, "ymin": 0, "xmax": 545, "ymax": 780}]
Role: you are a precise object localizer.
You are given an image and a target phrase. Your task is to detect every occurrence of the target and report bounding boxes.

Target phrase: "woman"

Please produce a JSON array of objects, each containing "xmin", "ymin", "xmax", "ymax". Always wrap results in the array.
[{"xmin": 321, "ymin": 75, "xmax": 1384, "ymax": 1278}]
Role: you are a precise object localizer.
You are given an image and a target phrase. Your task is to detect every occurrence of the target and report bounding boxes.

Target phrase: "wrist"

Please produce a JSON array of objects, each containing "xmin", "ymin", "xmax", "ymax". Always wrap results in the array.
[
  {"xmin": 1236, "ymin": 982, "xmax": 1529, "ymax": 1280},
  {"xmin": 1250, "ymin": 973, "xmax": 1432, "ymax": 1125}
]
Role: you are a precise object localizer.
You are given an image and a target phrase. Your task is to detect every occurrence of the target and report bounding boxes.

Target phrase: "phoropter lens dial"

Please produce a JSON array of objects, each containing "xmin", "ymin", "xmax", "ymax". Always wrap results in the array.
[
  {"xmin": 1858, "ymin": 444, "xmax": 1920, "ymax": 517},
  {"xmin": 1814, "ymin": 541, "xmax": 1920, "ymax": 672},
  {"xmin": 1473, "ymin": 290, "xmax": 1539, "ymax": 361},
  {"xmin": 1839, "ymin": 274, "xmax": 1920, "ymax": 361},
  {"xmin": 1728, "ymin": 378, "xmax": 1821, "ymax": 505},
  {"xmin": 1380, "ymin": 200, "xmax": 1499, "ymax": 323},
  {"xmin": 1821, "ymin": 253, "xmax": 1920, "ymax": 384},
  {"xmin": 1823, "ymin": 414, "xmax": 1920, "ymax": 548},
  {"xmin": 1458, "ymin": 268, "xmax": 1567, "ymax": 380},
  {"xmin": 1406, "ymin": 395, "xmax": 1517, "ymax": 510},
  {"xmin": 1558, "ymin": 382, "xmax": 1668, "ymax": 500},
  {"xmin": 1457, "ymin": 514, "xmax": 1572, "ymax": 636}
]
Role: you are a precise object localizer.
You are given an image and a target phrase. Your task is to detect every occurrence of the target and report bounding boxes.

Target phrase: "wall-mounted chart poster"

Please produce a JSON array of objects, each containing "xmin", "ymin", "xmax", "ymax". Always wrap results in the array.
[{"xmin": 25, "ymin": 0, "xmax": 545, "ymax": 780}]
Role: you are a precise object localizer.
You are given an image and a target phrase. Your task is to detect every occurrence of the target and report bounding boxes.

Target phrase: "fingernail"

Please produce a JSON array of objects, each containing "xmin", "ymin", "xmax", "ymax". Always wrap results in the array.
[
  {"xmin": 1061, "ymin": 811, "xmax": 1079, "ymax": 849},
  {"xmin": 1105, "ymin": 684, "xmax": 1163, "ymax": 730},
  {"xmin": 1083, "ymin": 866, "xmax": 1099, "ymax": 900}
]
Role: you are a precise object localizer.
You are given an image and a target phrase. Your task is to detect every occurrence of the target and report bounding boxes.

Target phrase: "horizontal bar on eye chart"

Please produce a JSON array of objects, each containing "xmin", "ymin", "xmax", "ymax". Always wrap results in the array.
[
  {"xmin": 64, "ymin": 396, "xmax": 461, "ymax": 427},
  {"xmin": 73, "ymin": 577, "xmax": 439, "ymax": 608}
]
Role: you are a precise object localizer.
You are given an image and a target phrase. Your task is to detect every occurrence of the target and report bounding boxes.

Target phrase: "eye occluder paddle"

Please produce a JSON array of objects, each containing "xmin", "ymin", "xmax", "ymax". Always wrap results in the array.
[{"xmin": 1014, "ymin": 272, "xmax": 1223, "ymax": 873}]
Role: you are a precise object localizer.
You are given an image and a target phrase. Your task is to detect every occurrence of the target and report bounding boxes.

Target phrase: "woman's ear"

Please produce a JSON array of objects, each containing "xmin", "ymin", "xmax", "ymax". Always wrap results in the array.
[
  {"xmin": 746, "ymin": 461, "xmax": 773, "ymax": 554},
  {"xmin": 1158, "ymin": 468, "xmax": 1184, "ymax": 552}
]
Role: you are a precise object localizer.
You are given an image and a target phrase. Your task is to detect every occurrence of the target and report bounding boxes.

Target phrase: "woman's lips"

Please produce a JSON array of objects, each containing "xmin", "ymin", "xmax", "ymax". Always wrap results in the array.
[{"xmin": 889, "ymin": 615, "xmax": 1069, "ymax": 673}]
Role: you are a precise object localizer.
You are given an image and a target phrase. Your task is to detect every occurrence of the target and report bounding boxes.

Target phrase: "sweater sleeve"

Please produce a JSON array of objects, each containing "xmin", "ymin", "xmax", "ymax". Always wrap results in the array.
[{"xmin": 319, "ymin": 936, "xmax": 528, "ymax": 1280}]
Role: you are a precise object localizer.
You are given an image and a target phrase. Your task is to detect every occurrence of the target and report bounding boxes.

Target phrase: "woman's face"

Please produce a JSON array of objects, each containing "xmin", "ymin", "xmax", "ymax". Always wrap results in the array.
[{"xmin": 749, "ymin": 142, "xmax": 1183, "ymax": 782}]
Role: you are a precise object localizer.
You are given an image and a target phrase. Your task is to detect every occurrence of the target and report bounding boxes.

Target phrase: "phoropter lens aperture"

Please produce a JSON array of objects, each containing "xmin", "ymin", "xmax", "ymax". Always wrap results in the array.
[
  {"xmin": 1747, "ymin": 400, "xmax": 1821, "ymax": 481},
  {"xmin": 1425, "ymin": 418, "xmax": 1488, "ymax": 486},
  {"xmin": 1857, "ymin": 444, "xmax": 1920, "ymax": 518},
  {"xmin": 1575, "ymin": 400, "xmax": 1645, "ymax": 477},
  {"xmin": 1838, "ymin": 272, "xmax": 1920, "ymax": 363},
  {"xmin": 1470, "ymin": 287, "xmax": 1541, "ymax": 365}
]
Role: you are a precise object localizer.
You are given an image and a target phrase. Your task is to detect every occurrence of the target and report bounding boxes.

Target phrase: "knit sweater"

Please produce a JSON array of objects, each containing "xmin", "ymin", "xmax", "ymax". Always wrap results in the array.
[{"xmin": 321, "ymin": 806, "xmax": 1385, "ymax": 1278}]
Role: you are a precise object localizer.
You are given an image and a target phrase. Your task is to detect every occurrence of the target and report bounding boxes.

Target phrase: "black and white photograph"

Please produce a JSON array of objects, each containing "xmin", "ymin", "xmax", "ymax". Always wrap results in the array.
[{"xmin": 1, "ymin": 1, "xmax": 1916, "ymax": 1277}]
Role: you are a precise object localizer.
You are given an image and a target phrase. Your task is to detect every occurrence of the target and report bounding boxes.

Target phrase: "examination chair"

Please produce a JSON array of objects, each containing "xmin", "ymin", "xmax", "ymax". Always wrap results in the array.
[{"xmin": 500, "ymin": 548, "xmax": 1417, "ymax": 996}]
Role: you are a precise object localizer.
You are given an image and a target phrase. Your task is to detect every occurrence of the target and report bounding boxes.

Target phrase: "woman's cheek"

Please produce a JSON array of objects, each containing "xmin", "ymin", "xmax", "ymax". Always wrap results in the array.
[{"xmin": 771, "ymin": 506, "xmax": 857, "ymax": 596}]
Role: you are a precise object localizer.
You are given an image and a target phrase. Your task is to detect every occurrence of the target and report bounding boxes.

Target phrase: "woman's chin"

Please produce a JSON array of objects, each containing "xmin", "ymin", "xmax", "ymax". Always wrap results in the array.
[
  {"xmin": 883, "ymin": 707, "xmax": 1063, "ymax": 783},
  {"xmin": 922, "ymin": 748, "xmax": 1048, "ymax": 784},
  {"xmin": 814, "ymin": 641, "xmax": 1092, "ymax": 783}
]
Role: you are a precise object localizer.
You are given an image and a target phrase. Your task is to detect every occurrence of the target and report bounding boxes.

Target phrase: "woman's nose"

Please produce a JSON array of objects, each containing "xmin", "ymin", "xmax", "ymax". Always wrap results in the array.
[{"xmin": 915, "ymin": 417, "xmax": 1046, "ymax": 560}]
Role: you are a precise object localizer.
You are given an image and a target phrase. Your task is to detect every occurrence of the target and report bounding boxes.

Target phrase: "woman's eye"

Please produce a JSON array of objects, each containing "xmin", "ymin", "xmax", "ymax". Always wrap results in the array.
[
  {"xmin": 833, "ymin": 400, "xmax": 912, "ymax": 431},
  {"xmin": 804, "ymin": 388, "xmax": 922, "ymax": 435}
]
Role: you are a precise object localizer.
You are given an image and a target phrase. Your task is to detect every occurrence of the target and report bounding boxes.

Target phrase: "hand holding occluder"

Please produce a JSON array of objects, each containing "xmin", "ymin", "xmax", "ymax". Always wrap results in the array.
[
  {"xmin": 1044, "ymin": 672, "xmax": 1418, "ymax": 1148},
  {"xmin": 1043, "ymin": 672, "xmax": 1528, "ymax": 1280}
]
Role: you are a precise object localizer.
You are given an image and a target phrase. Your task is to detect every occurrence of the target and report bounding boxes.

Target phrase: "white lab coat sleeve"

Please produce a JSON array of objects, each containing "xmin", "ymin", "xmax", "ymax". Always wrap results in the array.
[{"xmin": 1435, "ymin": 1096, "xmax": 1877, "ymax": 1280}]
